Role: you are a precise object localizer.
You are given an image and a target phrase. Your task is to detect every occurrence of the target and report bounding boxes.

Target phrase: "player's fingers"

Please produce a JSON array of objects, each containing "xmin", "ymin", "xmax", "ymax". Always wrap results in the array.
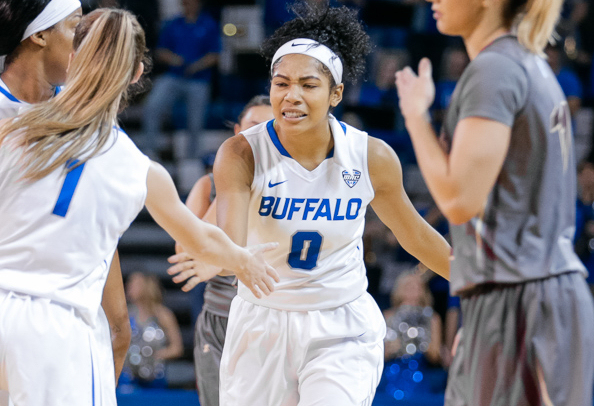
[
  {"xmin": 261, "ymin": 276, "xmax": 275, "ymax": 294},
  {"xmin": 168, "ymin": 252, "xmax": 191, "ymax": 264},
  {"xmin": 172, "ymin": 268, "xmax": 196, "ymax": 284},
  {"xmin": 419, "ymin": 57, "xmax": 432, "ymax": 79},
  {"xmin": 267, "ymin": 266, "xmax": 280, "ymax": 283},
  {"xmin": 167, "ymin": 260, "xmax": 193, "ymax": 275},
  {"xmin": 249, "ymin": 283, "xmax": 262, "ymax": 299},
  {"xmin": 258, "ymin": 280, "xmax": 272, "ymax": 296},
  {"xmin": 182, "ymin": 276, "xmax": 202, "ymax": 292},
  {"xmin": 403, "ymin": 66, "xmax": 416, "ymax": 78}
]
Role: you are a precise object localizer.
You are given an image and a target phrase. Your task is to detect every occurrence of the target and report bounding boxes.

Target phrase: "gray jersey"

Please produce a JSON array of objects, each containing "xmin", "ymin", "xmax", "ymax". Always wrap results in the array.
[
  {"xmin": 202, "ymin": 173, "xmax": 236, "ymax": 317},
  {"xmin": 441, "ymin": 35, "xmax": 586, "ymax": 294}
]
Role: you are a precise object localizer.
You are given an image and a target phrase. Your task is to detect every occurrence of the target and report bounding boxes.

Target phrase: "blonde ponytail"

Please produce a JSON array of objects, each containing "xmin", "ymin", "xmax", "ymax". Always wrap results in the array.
[
  {"xmin": 513, "ymin": 0, "xmax": 563, "ymax": 55},
  {"xmin": 0, "ymin": 8, "xmax": 147, "ymax": 181}
]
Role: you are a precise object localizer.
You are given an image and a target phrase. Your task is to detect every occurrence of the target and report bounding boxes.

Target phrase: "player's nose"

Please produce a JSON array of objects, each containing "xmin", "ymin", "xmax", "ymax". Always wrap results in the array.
[{"xmin": 284, "ymin": 84, "xmax": 303, "ymax": 103}]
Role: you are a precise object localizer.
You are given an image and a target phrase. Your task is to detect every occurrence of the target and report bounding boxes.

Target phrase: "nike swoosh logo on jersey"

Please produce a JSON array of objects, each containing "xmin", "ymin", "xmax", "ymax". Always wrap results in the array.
[{"xmin": 268, "ymin": 180, "xmax": 288, "ymax": 188}]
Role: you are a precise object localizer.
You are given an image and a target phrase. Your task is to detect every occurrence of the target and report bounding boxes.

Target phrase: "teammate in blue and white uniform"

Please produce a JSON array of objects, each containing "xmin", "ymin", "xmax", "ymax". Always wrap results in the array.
[
  {"xmin": 0, "ymin": 9, "xmax": 276, "ymax": 406},
  {"xmin": 171, "ymin": 4, "xmax": 450, "ymax": 405},
  {"xmin": 0, "ymin": 3, "xmax": 133, "ymax": 405},
  {"xmin": 395, "ymin": 0, "xmax": 594, "ymax": 402}
]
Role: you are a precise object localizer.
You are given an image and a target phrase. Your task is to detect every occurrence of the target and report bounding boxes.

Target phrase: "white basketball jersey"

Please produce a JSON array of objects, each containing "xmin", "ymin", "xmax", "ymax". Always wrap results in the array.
[
  {"xmin": 0, "ymin": 79, "xmax": 24, "ymax": 119},
  {"xmin": 0, "ymin": 79, "xmax": 63, "ymax": 119},
  {"xmin": 0, "ymin": 127, "xmax": 150, "ymax": 325},
  {"xmin": 241, "ymin": 116, "xmax": 375, "ymax": 311}
]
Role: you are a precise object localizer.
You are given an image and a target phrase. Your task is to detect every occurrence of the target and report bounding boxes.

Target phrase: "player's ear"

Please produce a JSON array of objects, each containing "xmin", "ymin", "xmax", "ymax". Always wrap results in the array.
[
  {"xmin": 234, "ymin": 123, "xmax": 241, "ymax": 135},
  {"xmin": 28, "ymin": 30, "xmax": 48, "ymax": 48},
  {"xmin": 66, "ymin": 51, "xmax": 75, "ymax": 74},
  {"xmin": 131, "ymin": 62, "xmax": 144, "ymax": 84},
  {"xmin": 330, "ymin": 83, "xmax": 344, "ymax": 108}
]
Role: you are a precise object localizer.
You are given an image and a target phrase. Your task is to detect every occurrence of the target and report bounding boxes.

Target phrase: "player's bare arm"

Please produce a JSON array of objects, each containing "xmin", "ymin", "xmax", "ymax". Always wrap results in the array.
[
  {"xmin": 175, "ymin": 174, "xmax": 212, "ymax": 254},
  {"xmin": 396, "ymin": 59, "xmax": 511, "ymax": 224},
  {"xmin": 153, "ymin": 306, "xmax": 184, "ymax": 360},
  {"xmin": 368, "ymin": 136, "xmax": 450, "ymax": 280},
  {"xmin": 100, "ymin": 250, "xmax": 131, "ymax": 382},
  {"xmin": 213, "ymin": 134, "xmax": 280, "ymax": 298},
  {"xmin": 145, "ymin": 161, "xmax": 278, "ymax": 293}
]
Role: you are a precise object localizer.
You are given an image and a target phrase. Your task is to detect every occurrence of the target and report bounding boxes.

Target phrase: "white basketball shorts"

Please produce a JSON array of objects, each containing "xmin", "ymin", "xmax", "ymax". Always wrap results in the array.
[
  {"xmin": 220, "ymin": 292, "xmax": 386, "ymax": 406},
  {"xmin": 0, "ymin": 289, "xmax": 116, "ymax": 406}
]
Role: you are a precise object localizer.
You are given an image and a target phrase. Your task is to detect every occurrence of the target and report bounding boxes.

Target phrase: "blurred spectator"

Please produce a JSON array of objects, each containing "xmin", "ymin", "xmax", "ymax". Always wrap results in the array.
[
  {"xmin": 378, "ymin": 270, "xmax": 448, "ymax": 401},
  {"xmin": 433, "ymin": 47, "xmax": 468, "ymax": 126},
  {"xmin": 356, "ymin": 49, "xmax": 407, "ymax": 108},
  {"xmin": 546, "ymin": 44, "xmax": 583, "ymax": 117},
  {"xmin": 158, "ymin": 0, "xmax": 183, "ymax": 22},
  {"xmin": 574, "ymin": 159, "xmax": 594, "ymax": 295},
  {"xmin": 558, "ymin": 0, "xmax": 588, "ymax": 41},
  {"xmin": 383, "ymin": 270, "xmax": 443, "ymax": 365},
  {"xmin": 142, "ymin": 0, "xmax": 221, "ymax": 159},
  {"xmin": 264, "ymin": 0, "xmax": 343, "ymax": 34},
  {"xmin": 120, "ymin": 273, "xmax": 183, "ymax": 389}
]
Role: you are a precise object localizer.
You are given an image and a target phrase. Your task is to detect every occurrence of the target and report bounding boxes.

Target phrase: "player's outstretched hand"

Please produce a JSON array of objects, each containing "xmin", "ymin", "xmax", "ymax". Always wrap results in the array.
[
  {"xmin": 395, "ymin": 57, "xmax": 435, "ymax": 120},
  {"xmin": 167, "ymin": 243, "xmax": 280, "ymax": 297},
  {"xmin": 167, "ymin": 252, "xmax": 222, "ymax": 292},
  {"xmin": 236, "ymin": 242, "xmax": 280, "ymax": 299}
]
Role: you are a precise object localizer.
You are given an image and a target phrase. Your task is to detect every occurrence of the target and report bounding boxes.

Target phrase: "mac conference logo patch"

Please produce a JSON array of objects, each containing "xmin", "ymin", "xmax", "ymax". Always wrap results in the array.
[{"xmin": 342, "ymin": 169, "xmax": 361, "ymax": 188}]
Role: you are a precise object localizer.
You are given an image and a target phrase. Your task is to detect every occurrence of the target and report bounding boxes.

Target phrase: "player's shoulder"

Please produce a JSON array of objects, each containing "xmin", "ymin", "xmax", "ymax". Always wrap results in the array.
[
  {"xmin": 330, "ymin": 115, "xmax": 367, "ymax": 139},
  {"xmin": 239, "ymin": 120, "xmax": 270, "ymax": 138},
  {"xmin": 469, "ymin": 37, "xmax": 528, "ymax": 79},
  {"xmin": 367, "ymin": 136, "xmax": 400, "ymax": 166},
  {"xmin": 219, "ymin": 128, "xmax": 258, "ymax": 164}
]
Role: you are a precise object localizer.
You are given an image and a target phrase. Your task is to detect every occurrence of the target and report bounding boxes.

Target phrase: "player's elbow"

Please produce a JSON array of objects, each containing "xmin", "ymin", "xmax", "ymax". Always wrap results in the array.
[
  {"xmin": 440, "ymin": 198, "xmax": 479, "ymax": 225},
  {"xmin": 112, "ymin": 318, "xmax": 132, "ymax": 353}
]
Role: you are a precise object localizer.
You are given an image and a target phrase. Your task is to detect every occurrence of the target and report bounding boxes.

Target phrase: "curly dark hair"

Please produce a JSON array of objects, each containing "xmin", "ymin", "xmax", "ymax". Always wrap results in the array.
[{"xmin": 260, "ymin": 1, "xmax": 372, "ymax": 85}]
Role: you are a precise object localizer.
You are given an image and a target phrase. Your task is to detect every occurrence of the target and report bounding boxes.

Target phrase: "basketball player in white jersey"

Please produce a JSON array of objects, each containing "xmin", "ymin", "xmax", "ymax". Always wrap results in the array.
[
  {"xmin": 0, "ymin": 9, "xmax": 276, "ymax": 406},
  {"xmin": 0, "ymin": 2, "xmax": 132, "ymax": 405},
  {"xmin": 172, "ymin": 3, "xmax": 450, "ymax": 405}
]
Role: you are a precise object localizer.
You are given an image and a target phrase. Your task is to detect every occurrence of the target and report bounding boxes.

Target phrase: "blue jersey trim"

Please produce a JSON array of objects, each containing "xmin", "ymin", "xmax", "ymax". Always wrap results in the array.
[
  {"xmin": 339, "ymin": 121, "xmax": 347, "ymax": 134},
  {"xmin": 267, "ymin": 120, "xmax": 292, "ymax": 158},
  {"xmin": 90, "ymin": 347, "xmax": 95, "ymax": 406},
  {"xmin": 52, "ymin": 160, "xmax": 86, "ymax": 217},
  {"xmin": 267, "ymin": 120, "xmax": 335, "ymax": 159},
  {"xmin": 0, "ymin": 85, "xmax": 20, "ymax": 103}
]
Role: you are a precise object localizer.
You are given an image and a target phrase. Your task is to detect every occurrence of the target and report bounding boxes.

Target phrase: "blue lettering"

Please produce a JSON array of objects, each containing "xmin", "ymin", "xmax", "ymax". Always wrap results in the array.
[
  {"xmin": 260, "ymin": 197, "xmax": 362, "ymax": 221},
  {"xmin": 302, "ymin": 198, "xmax": 320, "ymax": 220},
  {"xmin": 259, "ymin": 196, "xmax": 275, "ymax": 216},
  {"xmin": 287, "ymin": 198, "xmax": 305, "ymax": 220},
  {"xmin": 272, "ymin": 198, "xmax": 290, "ymax": 219},
  {"xmin": 346, "ymin": 198, "xmax": 362, "ymax": 220},
  {"xmin": 333, "ymin": 198, "xmax": 345, "ymax": 221},
  {"xmin": 313, "ymin": 199, "xmax": 332, "ymax": 220}
]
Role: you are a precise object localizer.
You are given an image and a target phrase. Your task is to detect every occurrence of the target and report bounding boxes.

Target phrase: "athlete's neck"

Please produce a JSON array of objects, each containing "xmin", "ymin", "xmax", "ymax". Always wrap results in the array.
[
  {"xmin": 275, "ymin": 119, "xmax": 334, "ymax": 171},
  {"xmin": 0, "ymin": 59, "xmax": 56, "ymax": 104},
  {"xmin": 464, "ymin": 26, "xmax": 510, "ymax": 60}
]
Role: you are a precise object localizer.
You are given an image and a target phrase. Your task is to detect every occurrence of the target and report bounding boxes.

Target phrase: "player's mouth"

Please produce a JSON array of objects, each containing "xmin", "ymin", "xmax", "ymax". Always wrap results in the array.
[
  {"xmin": 282, "ymin": 110, "xmax": 307, "ymax": 122},
  {"xmin": 432, "ymin": 8, "xmax": 442, "ymax": 20}
]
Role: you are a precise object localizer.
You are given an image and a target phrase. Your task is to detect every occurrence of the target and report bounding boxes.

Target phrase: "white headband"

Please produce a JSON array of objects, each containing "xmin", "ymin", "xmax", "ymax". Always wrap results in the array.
[
  {"xmin": 271, "ymin": 38, "xmax": 343, "ymax": 84},
  {"xmin": 22, "ymin": 0, "xmax": 81, "ymax": 41},
  {"xmin": 0, "ymin": 0, "xmax": 80, "ymax": 73}
]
